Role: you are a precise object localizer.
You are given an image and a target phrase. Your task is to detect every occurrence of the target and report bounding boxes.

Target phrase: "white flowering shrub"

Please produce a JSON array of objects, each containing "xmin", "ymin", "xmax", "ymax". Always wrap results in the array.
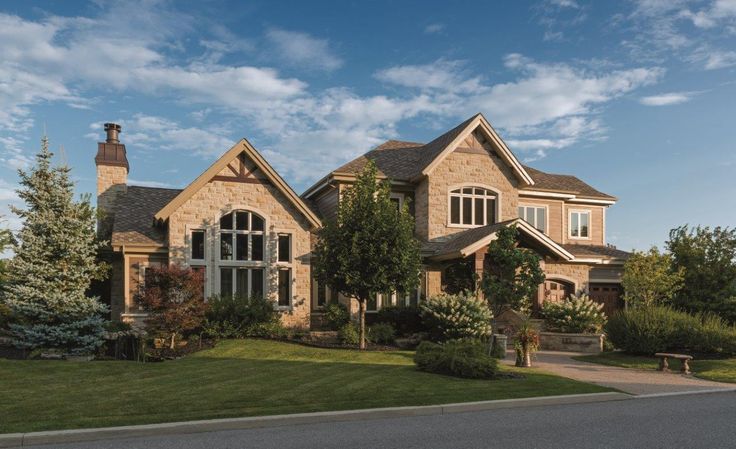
[
  {"xmin": 541, "ymin": 292, "xmax": 607, "ymax": 334},
  {"xmin": 420, "ymin": 293, "xmax": 492, "ymax": 342}
]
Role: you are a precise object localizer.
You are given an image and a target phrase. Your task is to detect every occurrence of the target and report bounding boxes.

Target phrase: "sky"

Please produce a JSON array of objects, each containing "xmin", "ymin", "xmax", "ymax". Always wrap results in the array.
[{"xmin": 0, "ymin": 0, "xmax": 734, "ymax": 252}]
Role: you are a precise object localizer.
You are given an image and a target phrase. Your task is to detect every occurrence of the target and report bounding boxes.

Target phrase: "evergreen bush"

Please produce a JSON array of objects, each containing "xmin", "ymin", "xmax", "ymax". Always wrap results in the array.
[
  {"xmin": 375, "ymin": 305, "xmax": 424, "ymax": 336},
  {"xmin": 606, "ymin": 305, "xmax": 736, "ymax": 356},
  {"xmin": 338, "ymin": 322, "xmax": 361, "ymax": 346},
  {"xmin": 205, "ymin": 294, "xmax": 278, "ymax": 337},
  {"xmin": 322, "ymin": 302, "xmax": 350, "ymax": 330},
  {"xmin": 368, "ymin": 322, "xmax": 395, "ymax": 345},
  {"xmin": 414, "ymin": 340, "xmax": 498, "ymax": 379}
]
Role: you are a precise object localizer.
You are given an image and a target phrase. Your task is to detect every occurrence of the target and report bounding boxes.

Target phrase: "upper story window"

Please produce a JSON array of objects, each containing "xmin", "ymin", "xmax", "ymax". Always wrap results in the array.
[
  {"xmin": 449, "ymin": 187, "xmax": 497, "ymax": 227},
  {"xmin": 219, "ymin": 210, "xmax": 264, "ymax": 262},
  {"xmin": 569, "ymin": 210, "xmax": 590, "ymax": 239},
  {"xmin": 191, "ymin": 230, "xmax": 205, "ymax": 261},
  {"xmin": 518, "ymin": 206, "xmax": 546, "ymax": 234}
]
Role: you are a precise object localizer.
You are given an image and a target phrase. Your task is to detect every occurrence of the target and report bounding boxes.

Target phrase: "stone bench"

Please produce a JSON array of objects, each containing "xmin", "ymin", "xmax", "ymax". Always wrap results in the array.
[{"xmin": 655, "ymin": 352, "xmax": 693, "ymax": 375}]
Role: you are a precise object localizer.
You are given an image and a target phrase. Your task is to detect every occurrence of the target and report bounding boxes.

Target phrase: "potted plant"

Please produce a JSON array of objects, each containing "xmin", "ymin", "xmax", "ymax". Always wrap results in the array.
[{"xmin": 514, "ymin": 320, "xmax": 539, "ymax": 367}]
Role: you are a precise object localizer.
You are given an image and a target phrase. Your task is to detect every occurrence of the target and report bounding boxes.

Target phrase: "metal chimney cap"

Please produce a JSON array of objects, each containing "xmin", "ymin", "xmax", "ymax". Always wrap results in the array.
[{"xmin": 104, "ymin": 123, "xmax": 121, "ymax": 143}]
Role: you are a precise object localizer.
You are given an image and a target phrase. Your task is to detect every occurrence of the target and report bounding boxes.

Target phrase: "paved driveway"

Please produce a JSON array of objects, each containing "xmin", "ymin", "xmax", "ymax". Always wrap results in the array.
[{"xmin": 502, "ymin": 350, "xmax": 735, "ymax": 395}]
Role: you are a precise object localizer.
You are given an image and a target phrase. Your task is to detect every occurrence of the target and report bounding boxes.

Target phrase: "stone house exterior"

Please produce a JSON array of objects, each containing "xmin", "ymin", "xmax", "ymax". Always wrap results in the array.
[{"xmin": 97, "ymin": 113, "xmax": 628, "ymax": 329}]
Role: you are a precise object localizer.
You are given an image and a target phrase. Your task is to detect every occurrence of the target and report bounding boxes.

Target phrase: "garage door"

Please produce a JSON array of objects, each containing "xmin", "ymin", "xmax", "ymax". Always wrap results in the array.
[{"xmin": 589, "ymin": 283, "xmax": 624, "ymax": 317}]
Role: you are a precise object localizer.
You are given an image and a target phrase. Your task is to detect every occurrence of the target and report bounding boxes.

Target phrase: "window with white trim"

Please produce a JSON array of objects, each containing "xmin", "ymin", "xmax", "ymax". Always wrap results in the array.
[
  {"xmin": 276, "ymin": 233, "xmax": 293, "ymax": 308},
  {"xmin": 518, "ymin": 206, "xmax": 546, "ymax": 233},
  {"xmin": 569, "ymin": 210, "xmax": 590, "ymax": 238},
  {"xmin": 449, "ymin": 187, "xmax": 497, "ymax": 226},
  {"xmin": 190, "ymin": 229, "xmax": 205, "ymax": 261},
  {"xmin": 218, "ymin": 210, "xmax": 266, "ymax": 298}
]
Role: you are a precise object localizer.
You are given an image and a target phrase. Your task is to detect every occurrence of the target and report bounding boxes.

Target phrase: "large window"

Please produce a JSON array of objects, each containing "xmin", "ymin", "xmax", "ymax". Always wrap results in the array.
[
  {"xmin": 569, "ymin": 210, "xmax": 590, "ymax": 239},
  {"xmin": 449, "ymin": 187, "xmax": 497, "ymax": 227},
  {"xmin": 219, "ymin": 211, "xmax": 264, "ymax": 262},
  {"xmin": 518, "ymin": 205, "xmax": 547, "ymax": 233},
  {"xmin": 220, "ymin": 267, "xmax": 264, "ymax": 298},
  {"xmin": 191, "ymin": 230, "xmax": 205, "ymax": 261},
  {"xmin": 218, "ymin": 210, "xmax": 266, "ymax": 298}
]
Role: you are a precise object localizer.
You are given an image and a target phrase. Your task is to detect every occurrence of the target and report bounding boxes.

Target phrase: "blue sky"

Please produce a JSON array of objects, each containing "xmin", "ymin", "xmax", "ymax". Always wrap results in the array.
[{"xmin": 0, "ymin": 0, "xmax": 735, "ymax": 251}]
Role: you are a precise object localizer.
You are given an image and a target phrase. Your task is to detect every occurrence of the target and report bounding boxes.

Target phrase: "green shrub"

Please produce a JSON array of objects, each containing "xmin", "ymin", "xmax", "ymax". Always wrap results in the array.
[
  {"xmin": 606, "ymin": 305, "xmax": 736, "ymax": 356},
  {"xmin": 375, "ymin": 306, "xmax": 425, "ymax": 336},
  {"xmin": 323, "ymin": 303, "xmax": 350, "ymax": 330},
  {"xmin": 369, "ymin": 323, "xmax": 396, "ymax": 345},
  {"xmin": 338, "ymin": 322, "xmax": 361, "ymax": 346},
  {"xmin": 205, "ymin": 295, "xmax": 278, "ymax": 337},
  {"xmin": 244, "ymin": 321, "xmax": 290, "ymax": 339},
  {"xmin": 420, "ymin": 293, "xmax": 492, "ymax": 342},
  {"xmin": 541, "ymin": 293, "xmax": 607, "ymax": 333},
  {"xmin": 414, "ymin": 340, "xmax": 498, "ymax": 379},
  {"xmin": 0, "ymin": 302, "xmax": 12, "ymax": 330}
]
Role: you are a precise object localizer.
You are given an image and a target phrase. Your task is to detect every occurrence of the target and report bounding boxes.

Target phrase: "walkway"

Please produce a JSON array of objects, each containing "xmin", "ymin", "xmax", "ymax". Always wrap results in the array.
[{"xmin": 502, "ymin": 350, "xmax": 736, "ymax": 395}]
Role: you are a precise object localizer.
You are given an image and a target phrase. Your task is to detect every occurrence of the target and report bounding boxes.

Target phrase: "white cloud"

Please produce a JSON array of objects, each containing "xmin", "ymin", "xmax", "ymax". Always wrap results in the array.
[
  {"xmin": 107, "ymin": 114, "xmax": 235, "ymax": 158},
  {"xmin": 690, "ymin": 46, "xmax": 736, "ymax": 69},
  {"xmin": 0, "ymin": 179, "xmax": 19, "ymax": 201},
  {"xmin": 475, "ymin": 54, "xmax": 663, "ymax": 130},
  {"xmin": 374, "ymin": 60, "xmax": 483, "ymax": 93},
  {"xmin": 424, "ymin": 23, "xmax": 445, "ymax": 34},
  {"xmin": 680, "ymin": 0, "xmax": 736, "ymax": 29},
  {"xmin": 265, "ymin": 28, "xmax": 343, "ymax": 72},
  {"xmin": 549, "ymin": 0, "xmax": 580, "ymax": 8},
  {"xmin": 639, "ymin": 91, "xmax": 695, "ymax": 106}
]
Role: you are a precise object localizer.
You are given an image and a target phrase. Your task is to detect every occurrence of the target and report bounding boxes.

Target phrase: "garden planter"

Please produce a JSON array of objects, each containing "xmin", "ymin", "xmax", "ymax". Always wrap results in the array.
[{"xmin": 539, "ymin": 332, "xmax": 604, "ymax": 353}]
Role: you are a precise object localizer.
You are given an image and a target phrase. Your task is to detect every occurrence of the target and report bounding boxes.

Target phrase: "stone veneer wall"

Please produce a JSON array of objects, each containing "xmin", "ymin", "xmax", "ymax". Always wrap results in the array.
[
  {"xmin": 96, "ymin": 164, "xmax": 127, "ymax": 239},
  {"xmin": 426, "ymin": 148, "xmax": 520, "ymax": 241},
  {"xmin": 167, "ymin": 174, "xmax": 313, "ymax": 329}
]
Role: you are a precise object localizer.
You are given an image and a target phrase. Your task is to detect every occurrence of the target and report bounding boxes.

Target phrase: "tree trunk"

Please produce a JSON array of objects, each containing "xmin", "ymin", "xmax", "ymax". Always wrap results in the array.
[
  {"xmin": 170, "ymin": 333, "xmax": 176, "ymax": 350},
  {"xmin": 358, "ymin": 299, "xmax": 367, "ymax": 350}
]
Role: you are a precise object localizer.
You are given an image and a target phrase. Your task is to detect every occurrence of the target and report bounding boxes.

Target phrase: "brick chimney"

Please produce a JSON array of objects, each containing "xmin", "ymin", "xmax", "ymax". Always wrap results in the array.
[{"xmin": 95, "ymin": 123, "xmax": 129, "ymax": 240}]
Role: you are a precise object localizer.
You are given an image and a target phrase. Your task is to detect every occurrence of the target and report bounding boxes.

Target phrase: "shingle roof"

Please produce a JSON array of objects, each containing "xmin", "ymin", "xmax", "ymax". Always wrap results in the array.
[
  {"xmin": 562, "ymin": 244, "xmax": 630, "ymax": 259},
  {"xmin": 422, "ymin": 220, "xmax": 517, "ymax": 257},
  {"xmin": 328, "ymin": 118, "xmax": 614, "ymax": 200},
  {"xmin": 111, "ymin": 186, "xmax": 181, "ymax": 246},
  {"xmin": 522, "ymin": 166, "xmax": 616, "ymax": 200}
]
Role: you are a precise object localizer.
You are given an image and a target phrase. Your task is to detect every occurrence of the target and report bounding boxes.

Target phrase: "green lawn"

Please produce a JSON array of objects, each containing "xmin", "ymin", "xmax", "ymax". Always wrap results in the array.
[
  {"xmin": 0, "ymin": 339, "xmax": 609, "ymax": 433},
  {"xmin": 574, "ymin": 352, "xmax": 736, "ymax": 384}
]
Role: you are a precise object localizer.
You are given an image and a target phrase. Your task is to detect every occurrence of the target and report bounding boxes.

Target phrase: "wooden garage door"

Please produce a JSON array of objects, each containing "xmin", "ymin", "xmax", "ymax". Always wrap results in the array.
[{"xmin": 589, "ymin": 283, "xmax": 624, "ymax": 317}]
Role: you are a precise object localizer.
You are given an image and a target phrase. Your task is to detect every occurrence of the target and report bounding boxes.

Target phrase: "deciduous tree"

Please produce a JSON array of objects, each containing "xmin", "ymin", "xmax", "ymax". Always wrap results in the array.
[
  {"xmin": 621, "ymin": 247, "xmax": 684, "ymax": 308},
  {"xmin": 313, "ymin": 161, "xmax": 421, "ymax": 349}
]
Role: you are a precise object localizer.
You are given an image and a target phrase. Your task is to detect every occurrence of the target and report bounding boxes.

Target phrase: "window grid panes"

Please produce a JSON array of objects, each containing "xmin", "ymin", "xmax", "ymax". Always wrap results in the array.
[
  {"xmin": 569, "ymin": 211, "xmax": 590, "ymax": 238},
  {"xmin": 449, "ymin": 187, "xmax": 497, "ymax": 226},
  {"xmin": 191, "ymin": 230, "xmax": 205, "ymax": 260},
  {"xmin": 219, "ymin": 211, "xmax": 264, "ymax": 262},
  {"xmin": 518, "ymin": 206, "xmax": 547, "ymax": 233}
]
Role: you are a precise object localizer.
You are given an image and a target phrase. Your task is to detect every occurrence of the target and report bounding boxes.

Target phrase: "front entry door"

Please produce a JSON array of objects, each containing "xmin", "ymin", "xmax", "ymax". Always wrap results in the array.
[{"xmin": 544, "ymin": 279, "xmax": 574, "ymax": 303}]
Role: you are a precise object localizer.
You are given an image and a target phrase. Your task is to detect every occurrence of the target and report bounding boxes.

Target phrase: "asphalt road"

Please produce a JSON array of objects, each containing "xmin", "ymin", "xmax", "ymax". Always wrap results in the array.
[{"xmin": 24, "ymin": 391, "xmax": 736, "ymax": 449}]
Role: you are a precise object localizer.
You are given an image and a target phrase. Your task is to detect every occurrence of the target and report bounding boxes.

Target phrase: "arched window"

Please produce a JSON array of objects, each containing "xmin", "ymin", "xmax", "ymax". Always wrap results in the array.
[
  {"xmin": 449, "ymin": 187, "xmax": 497, "ymax": 227},
  {"xmin": 218, "ymin": 210, "xmax": 266, "ymax": 298}
]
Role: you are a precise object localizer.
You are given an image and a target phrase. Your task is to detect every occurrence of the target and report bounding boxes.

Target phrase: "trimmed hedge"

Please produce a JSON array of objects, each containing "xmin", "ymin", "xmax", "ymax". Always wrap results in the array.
[
  {"xmin": 606, "ymin": 305, "xmax": 736, "ymax": 356},
  {"xmin": 414, "ymin": 340, "xmax": 498, "ymax": 379},
  {"xmin": 374, "ymin": 306, "xmax": 425, "ymax": 336}
]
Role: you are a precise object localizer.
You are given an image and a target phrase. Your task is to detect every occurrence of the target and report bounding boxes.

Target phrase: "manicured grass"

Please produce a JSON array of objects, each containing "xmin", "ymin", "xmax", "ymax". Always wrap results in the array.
[
  {"xmin": 574, "ymin": 352, "xmax": 736, "ymax": 384},
  {"xmin": 0, "ymin": 339, "xmax": 609, "ymax": 433}
]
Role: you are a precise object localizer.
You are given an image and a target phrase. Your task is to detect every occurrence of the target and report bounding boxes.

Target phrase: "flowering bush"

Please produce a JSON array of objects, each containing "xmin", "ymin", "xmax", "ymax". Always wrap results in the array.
[
  {"xmin": 420, "ymin": 293, "xmax": 492, "ymax": 342},
  {"xmin": 541, "ymin": 293, "xmax": 607, "ymax": 334}
]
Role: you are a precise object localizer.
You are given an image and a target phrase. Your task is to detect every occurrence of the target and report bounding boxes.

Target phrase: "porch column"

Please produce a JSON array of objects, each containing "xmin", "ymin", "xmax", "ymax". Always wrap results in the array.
[{"xmin": 474, "ymin": 250, "xmax": 485, "ymax": 298}]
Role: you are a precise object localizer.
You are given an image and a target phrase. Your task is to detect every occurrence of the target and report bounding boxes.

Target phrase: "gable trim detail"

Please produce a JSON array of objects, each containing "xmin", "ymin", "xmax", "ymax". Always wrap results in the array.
[
  {"xmin": 154, "ymin": 139, "xmax": 321, "ymax": 228},
  {"xmin": 419, "ymin": 114, "xmax": 535, "ymax": 186}
]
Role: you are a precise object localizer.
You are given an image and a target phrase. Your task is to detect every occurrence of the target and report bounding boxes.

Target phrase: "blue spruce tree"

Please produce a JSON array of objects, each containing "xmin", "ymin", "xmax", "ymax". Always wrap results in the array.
[{"xmin": 3, "ymin": 135, "xmax": 108, "ymax": 355}]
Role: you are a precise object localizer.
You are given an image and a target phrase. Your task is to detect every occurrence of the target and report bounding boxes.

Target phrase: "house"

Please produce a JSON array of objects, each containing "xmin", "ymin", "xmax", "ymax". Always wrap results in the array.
[{"xmin": 96, "ymin": 113, "xmax": 628, "ymax": 329}]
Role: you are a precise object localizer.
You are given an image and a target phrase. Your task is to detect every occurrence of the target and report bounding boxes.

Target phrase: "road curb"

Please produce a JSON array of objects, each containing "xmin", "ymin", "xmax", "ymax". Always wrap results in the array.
[
  {"xmin": 0, "ymin": 392, "xmax": 630, "ymax": 448},
  {"xmin": 634, "ymin": 388, "xmax": 736, "ymax": 399}
]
